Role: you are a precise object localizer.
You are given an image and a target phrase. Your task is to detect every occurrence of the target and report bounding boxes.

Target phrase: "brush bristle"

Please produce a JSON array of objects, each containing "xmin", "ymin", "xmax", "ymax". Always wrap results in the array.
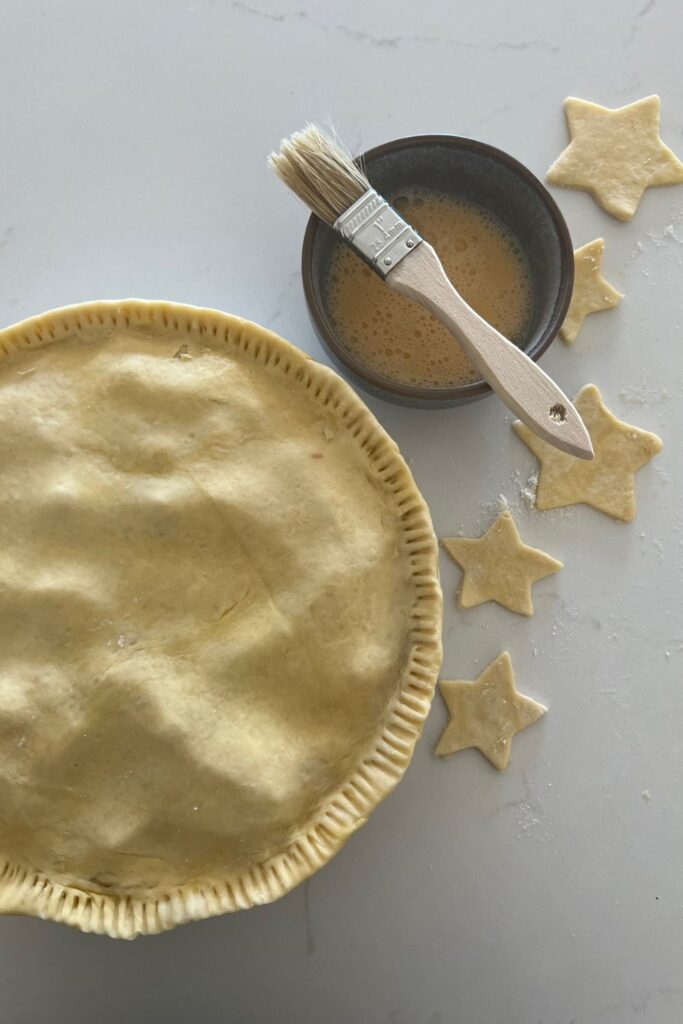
[{"xmin": 269, "ymin": 124, "xmax": 370, "ymax": 224}]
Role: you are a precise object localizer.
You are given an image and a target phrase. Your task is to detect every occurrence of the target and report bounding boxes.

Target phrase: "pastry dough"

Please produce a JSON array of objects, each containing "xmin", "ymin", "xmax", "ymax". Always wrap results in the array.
[
  {"xmin": 513, "ymin": 384, "xmax": 662, "ymax": 522},
  {"xmin": 0, "ymin": 300, "xmax": 442, "ymax": 938},
  {"xmin": 547, "ymin": 95, "xmax": 683, "ymax": 221},
  {"xmin": 442, "ymin": 511, "xmax": 561, "ymax": 616},
  {"xmin": 435, "ymin": 652, "xmax": 546, "ymax": 771},
  {"xmin": 560, "ymin": 239, "xmax": 622, "ymax": 344}
]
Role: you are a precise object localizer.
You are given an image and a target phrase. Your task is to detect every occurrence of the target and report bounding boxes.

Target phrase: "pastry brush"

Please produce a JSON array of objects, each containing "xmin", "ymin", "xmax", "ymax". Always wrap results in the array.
[{"xmin": 270, "ymin": 125, "xmax": 593, "ymax": 460}]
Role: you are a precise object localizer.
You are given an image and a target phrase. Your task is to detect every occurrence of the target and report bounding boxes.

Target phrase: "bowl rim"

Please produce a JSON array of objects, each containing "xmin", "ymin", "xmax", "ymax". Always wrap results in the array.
[{"xmin": 301, "ymin": 133, "xmax": 574, "ymax": 405}]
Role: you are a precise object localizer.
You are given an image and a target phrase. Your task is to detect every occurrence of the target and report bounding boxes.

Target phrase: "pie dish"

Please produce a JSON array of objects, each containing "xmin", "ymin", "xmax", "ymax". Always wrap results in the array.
[{"xmin": 0, "ymin": 300, "xmax": 442, "ymax": 938}]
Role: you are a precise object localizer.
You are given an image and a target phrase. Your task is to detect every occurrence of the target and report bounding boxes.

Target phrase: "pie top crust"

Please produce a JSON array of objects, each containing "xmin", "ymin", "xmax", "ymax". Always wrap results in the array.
[{"xmin": 0, "ymin": 301, "xmax": 442, "ymax": 938}]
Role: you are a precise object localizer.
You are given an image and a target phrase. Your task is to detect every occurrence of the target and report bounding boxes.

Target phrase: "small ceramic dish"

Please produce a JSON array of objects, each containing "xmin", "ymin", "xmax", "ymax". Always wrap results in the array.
[{"xmin": 302, "ymin": 134, "xmax": 574, "ymax": 408}]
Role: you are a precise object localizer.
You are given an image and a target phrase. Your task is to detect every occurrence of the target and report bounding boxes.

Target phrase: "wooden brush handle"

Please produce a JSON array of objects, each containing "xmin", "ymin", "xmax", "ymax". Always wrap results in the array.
[{"xmin": 387, "ymin": 242, "xmax": 593, "ymax": 459}]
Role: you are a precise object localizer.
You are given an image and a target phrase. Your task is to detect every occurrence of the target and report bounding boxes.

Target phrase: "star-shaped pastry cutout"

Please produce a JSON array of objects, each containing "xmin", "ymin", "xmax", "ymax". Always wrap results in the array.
[
  {"xmin": 560, "ymin": 238, "xmax": 622, "ymax": 344},
  {"xmin": 547, "ymin": 95, "xmax": 683, "ymax": 220},
  {"xmin": 513, "ymin": 384, "xmax": 663, "ymax": 522},
  {"xmin": 442, "ymin": 510, "xmax": 561, "ymax": 616},
  {"xmin": 435, "ymin": 652, "xmax": 546, "ymax": 771}
]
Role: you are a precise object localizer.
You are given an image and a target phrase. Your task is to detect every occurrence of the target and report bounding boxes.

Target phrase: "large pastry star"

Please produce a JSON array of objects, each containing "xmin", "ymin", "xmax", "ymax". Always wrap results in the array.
[
  {"xmin": 547, "ymin": 95, "xmax": 683, "ymax": 220},
  {"xmin": 435, "ymin": 652, "xmax": 546, "ymax": 771},
  {"xmin": 513, "ymin": 384, "xmax": 663, "ymax": 522},
  {"xmin": 442, "ymin": 510, "xmax": 561, "ymax": 616},
  {"xmin": 560, "ymin": 238, "xmax": 622, "ymax": 344}
]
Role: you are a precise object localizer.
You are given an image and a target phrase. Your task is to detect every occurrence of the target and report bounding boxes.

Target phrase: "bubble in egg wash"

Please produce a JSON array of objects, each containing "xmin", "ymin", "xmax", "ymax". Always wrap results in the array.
[{"xmin": 325, "ymin": 189, "xmax": 534, "ymax": 390}]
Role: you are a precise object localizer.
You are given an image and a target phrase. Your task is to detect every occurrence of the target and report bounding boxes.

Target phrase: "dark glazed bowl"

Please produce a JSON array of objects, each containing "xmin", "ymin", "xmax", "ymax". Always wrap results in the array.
[{"xmin": 302, "ymin": 135, "xmax": 574, "ymax": 408}]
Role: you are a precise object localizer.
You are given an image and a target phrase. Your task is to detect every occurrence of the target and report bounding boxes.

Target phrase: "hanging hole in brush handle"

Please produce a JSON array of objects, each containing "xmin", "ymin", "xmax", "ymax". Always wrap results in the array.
[{"xmin": 386, "ymin": 242, "xmax": 593, "ymax": 460}]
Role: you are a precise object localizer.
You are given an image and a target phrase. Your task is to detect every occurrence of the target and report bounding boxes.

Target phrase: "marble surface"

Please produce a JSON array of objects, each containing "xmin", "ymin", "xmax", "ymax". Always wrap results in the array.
[{"xmin": 1, "ymin": 1, "xmax": 682, "ymax": 1021}]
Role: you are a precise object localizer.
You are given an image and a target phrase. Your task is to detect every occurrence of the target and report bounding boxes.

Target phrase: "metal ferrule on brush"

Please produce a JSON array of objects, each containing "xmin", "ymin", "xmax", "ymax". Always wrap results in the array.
[{"xmin": 334, "ymin": 188, "xmax": 423, "ymax": 278}]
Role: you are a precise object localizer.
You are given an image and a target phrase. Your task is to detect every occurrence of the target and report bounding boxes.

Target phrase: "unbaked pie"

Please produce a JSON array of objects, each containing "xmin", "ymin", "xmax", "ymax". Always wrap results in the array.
[{"xmin": 0, "ymin": 301, "xmax": 442, "ymax": 937}]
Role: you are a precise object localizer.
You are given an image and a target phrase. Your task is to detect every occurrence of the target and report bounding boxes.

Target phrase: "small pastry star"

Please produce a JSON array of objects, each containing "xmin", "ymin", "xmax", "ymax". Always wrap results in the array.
[
  {"xmin": 547, "ymin": 95, "xmax": 683, "ymax": 220},
  {"xmin": 513, "ymin": 384, "xmax": 663, "ymax": 522},
  {"xmin": 442, "ymin": 510, "xmax": 561, "ymax": 616},
  {"xmin": 435, "ymin": 652, "xmax": 546, "ymax": 771},
  {"xmin": 560, "ymin": 238, "xmax": 622, "ymax": 344}
]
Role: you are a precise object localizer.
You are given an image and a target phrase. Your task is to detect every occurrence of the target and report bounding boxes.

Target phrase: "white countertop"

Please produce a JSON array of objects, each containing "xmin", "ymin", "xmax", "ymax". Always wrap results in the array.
[{"xmin": 1, "ymin": 1, "xmax": 682, "ymax": 1021}]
